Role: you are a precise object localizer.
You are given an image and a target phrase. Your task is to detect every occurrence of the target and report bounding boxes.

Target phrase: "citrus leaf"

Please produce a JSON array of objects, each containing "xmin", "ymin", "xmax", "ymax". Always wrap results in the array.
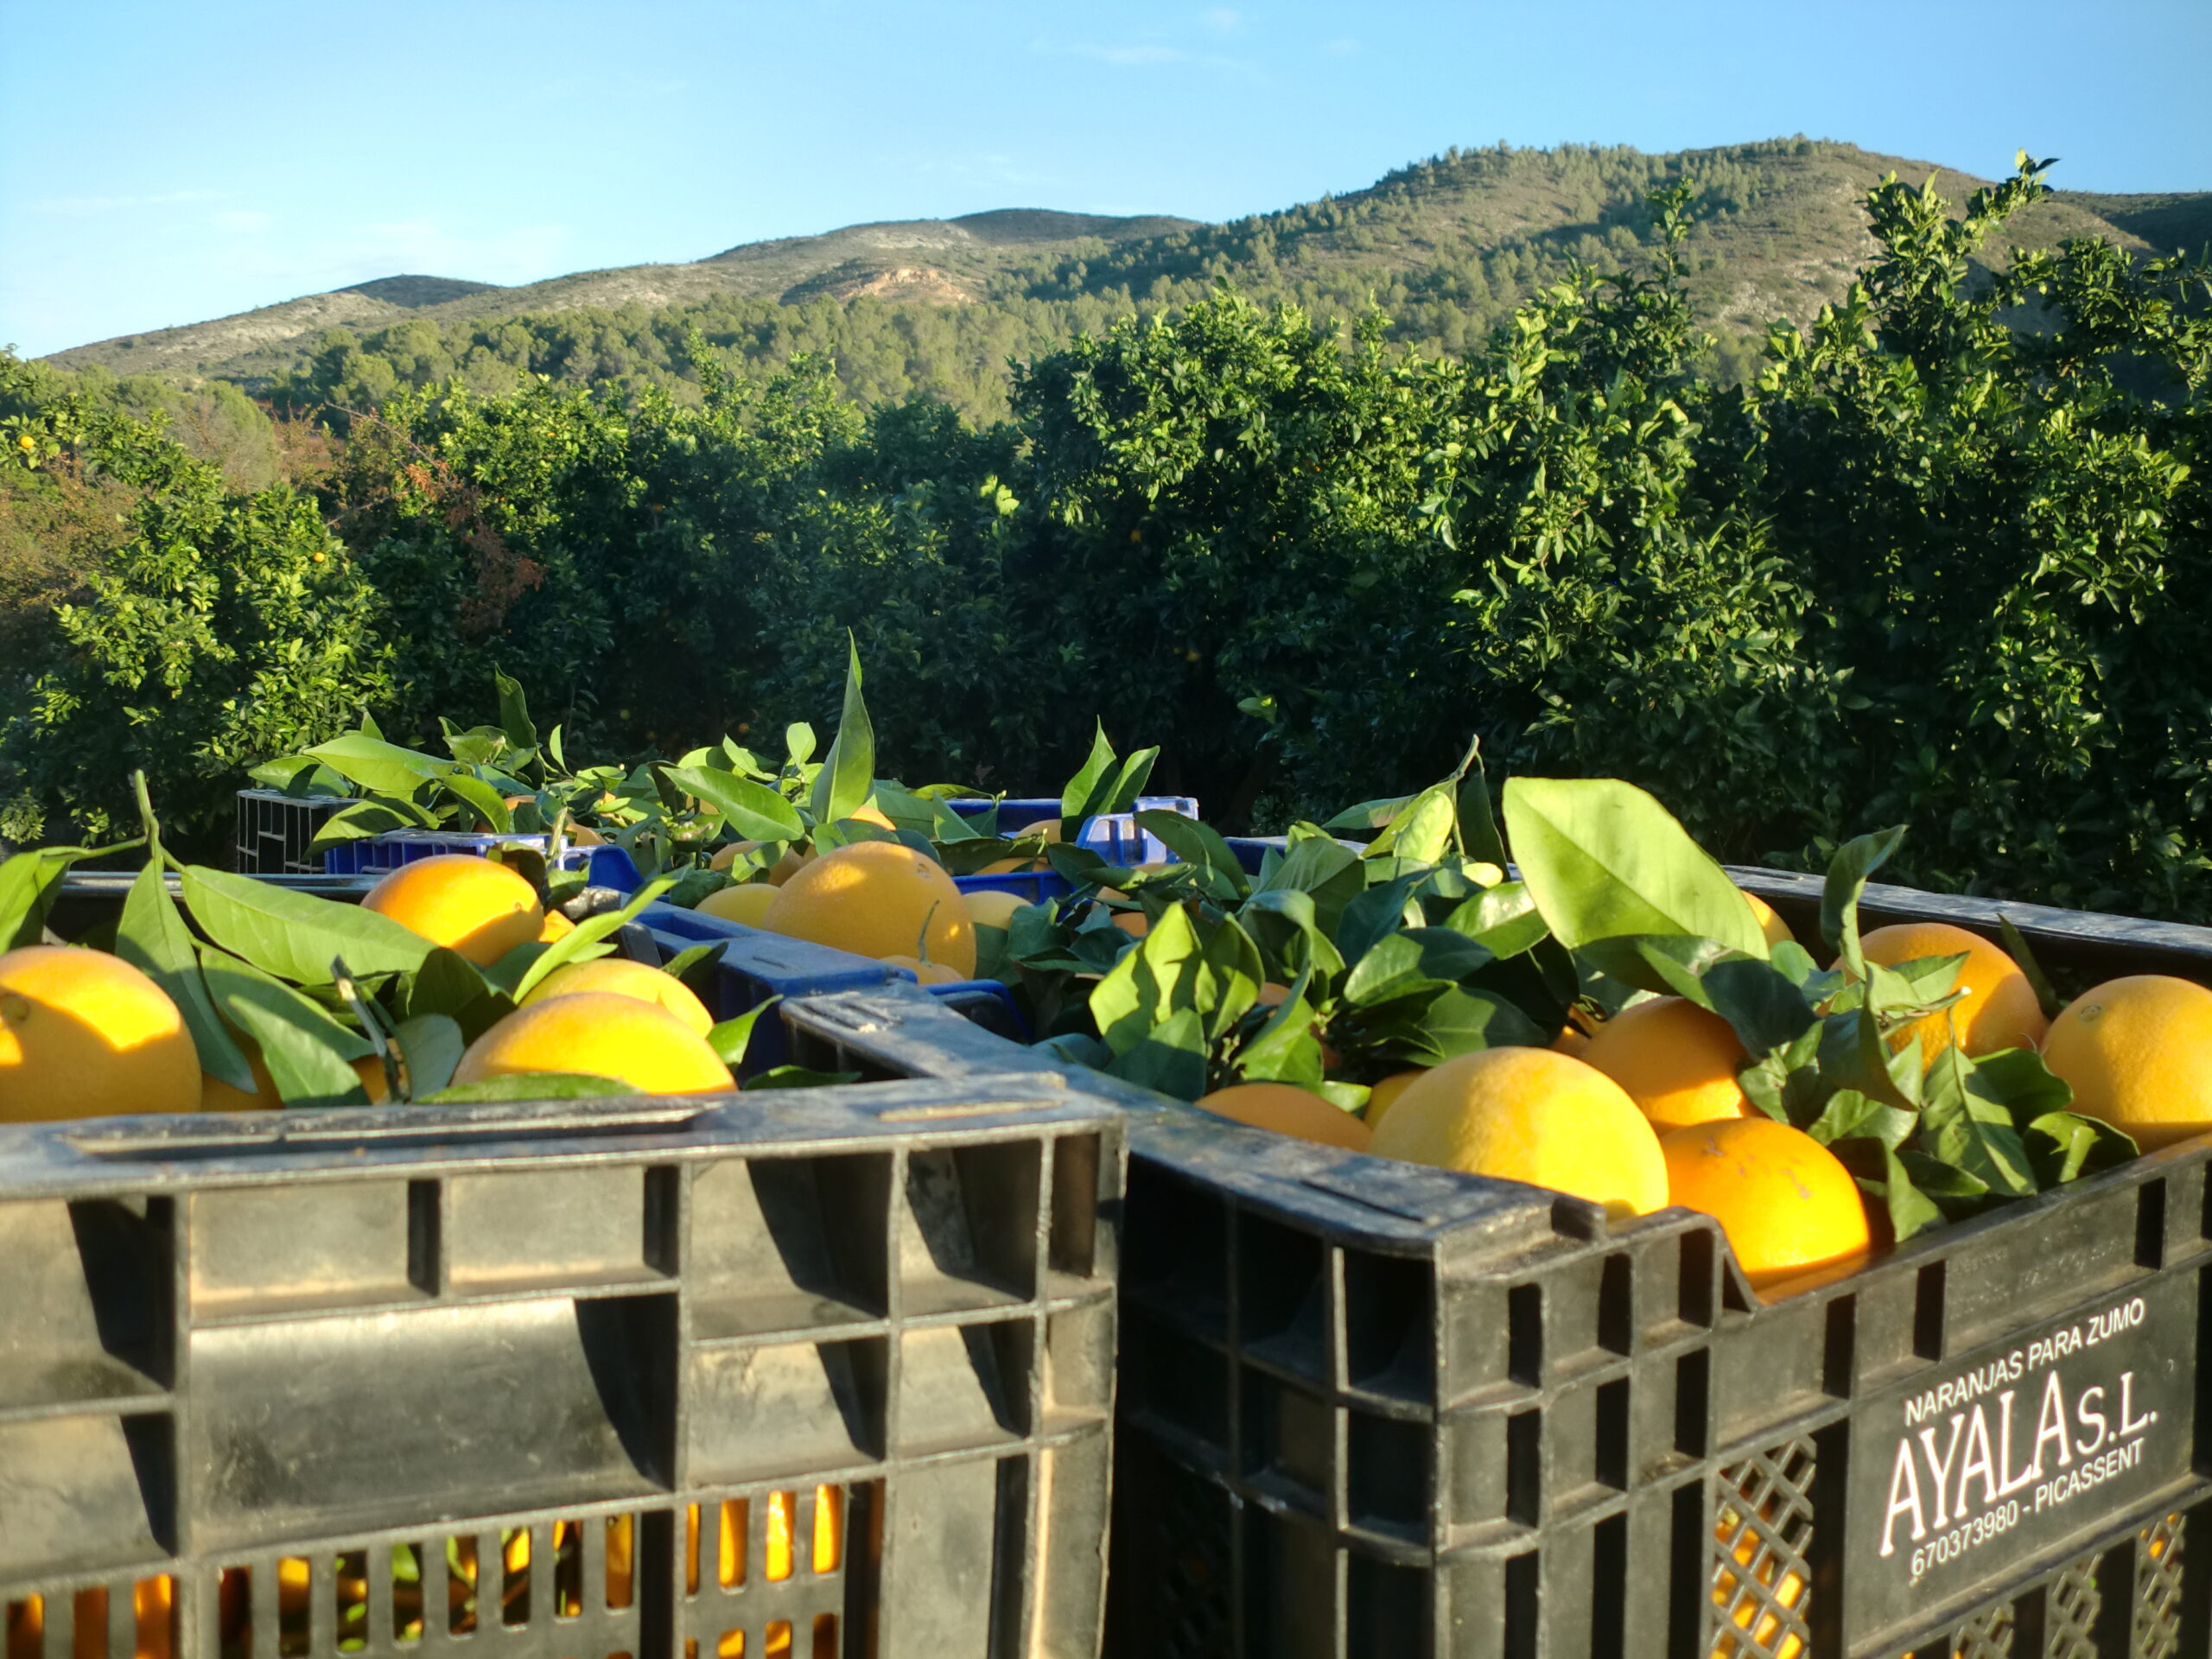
[
  {"xmin": 1336, "ymin": 872, "xmax": 1427, "ymax": 969},
  {"xmin": 1198, "ymin": 912, "xmax": 1264, "ymax": 1043},
  {"xmin": 197, "ymin": 944, "xmax": 372, "ymax": 1108},
  {"xmin": 1440, "ymin": 882, "xmax": 1552, "ymax": 958},
  {"xmin": 297, "ymin": 732, "xmax": 449, "ymax": 798},
  {"xmin": 809, "ymin": 636, "xmax": 875, "ymax": 828},
  {"xmin": 511, "ymin": 877, "xmax": 677, "ymax": 1001},
  {"xmin": 436, "ymin": 770, "xmax": 513, "ymax": 834},
  {"xmin": 1344, "ymin": 928, "xmax": 1492, "ymax": 1008},
  {"xmin": 1805, "ymin": 1088, "xmax": 1916, "ymax": 1151},
  {"xmin": 1503, "ymin": 777, "xmax": 1766, "ymax": 957},
  {"xmin": 1362, "ymin": 984, "xmax": 1548, "ymax": 1065},
  {"xmin": 1090, "ymin": 902, "xmax": 1204, "ymax": 1056},
  {"xmin": 2024, "ymin": 1111, "xmax": 2138, "ymax": 1185},
  {"xmin": 308, "ymin": 798, "xmax": 437, "ymax": 851},
  {"xmin": 1455, "ymin": 740, "xmax": 1510, "ymax": 870},
  {"xmin": 1367, "ymin": 784, "xmax": 1457, "ymax": 863},
  {"xmin": 1920, "ymin": 1045, "xmax": 2037, "ymax": 1198},
  {"xmin": 1997, "ymin": 915, "xmax": 2065, "ymax": 1021},
  {"xmin": 664, "ymin": 766, "xmax": 806, "ymax": 842},
  {"xmin": 1821, "ymin": 826, "xmax": 1907, "ymax": 978},
  {"xmin": 392, "ymin": 1014, "xmax": 465, "ymax": 1099},
  {"xmin": 493, "ymin": 667, "xmax": 538, "ymax": 755},
  {"xmin": 115, "ymin": 861, "xmax": 255, "ymax": 1091},
  {"xmin": 179, "ymin": 865, "xmax": 435, "ymax": 983},
  {"xmin": 1106, "ymin": 1007, "xmax": 1210, "ymax": 1100},
  {"xmin": 707, "ymin": 998, "xmax": 780, "ymax": 1071},
  {"xmin": 1874, "ymin": 1145, "xmax": 1947, "ymax": 1243},
  {"xmin": 1135, "ymin": 810, "xmax": 1245, "ymax": 890}
]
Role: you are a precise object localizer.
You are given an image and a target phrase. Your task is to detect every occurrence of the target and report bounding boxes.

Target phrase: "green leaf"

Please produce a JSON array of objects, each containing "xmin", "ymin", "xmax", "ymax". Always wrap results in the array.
[
  {"xmin": 1135, "ymin": 810, "xmax": 1245, "ymax": 890},
  {"xmin": 392, "ymin": 1014, "xmax": 465, "ymax": 1099},
  {"xmin": 1502, "ymin": 778, "xmax": 1766, "ymax": 957},
  {"xmin": 1805, "ymin": 1088, "xmax": 1916, "ymax": 1151},
  {"xmin": 1198, "ymin": 914, "xmax": 1264, "ymax": 1044},
  {"xmin": 1367, "ymin": 784, "xmax": 1457, "ymax": 864},
  {"xmin": 115, "ymin": 861, "xmax": 254, "ymax": 1090},
  {"xmin": 308, "ymin": 798, "xmax": 437, "ymax": 850},
  {"xmin": 1920, "ymin": 1045, "xmax": 2037, "ymax": 1198},
  {"xmin": 1454, "ymin": 740, "xmax": 1510, "ymax": 870},
  {"xmin": 708, "ymin": 1000, "xmax": 780, "ymax": 1071},
  {"xmin": 2024, "ymin": 1111, "xmax": 2138, "ymax": 1185},
  {"xmin": 437, "ymin": 769, "xmax": 513, "ymax": 834},
  {"xmin": 197, "ymin": 945, "xmax": 372, "ymax": 1108},
  {"xmin": 1090, "ymin": 903, "xmax": 1205, "ymax": 1056},
  {"xmin": 1363, "ymin": 984, "xmax": 1548, "ymax": 1065},
  {"xmin": 1105, "ymin": 1007, "xmax": 1210, "ymax": 1100},
  {"xmin": 664, "ymin": 766, "xmax": 807, "ymax": 842},
  {"xmin": 420, "ymin": 1073, "xmax": 632, "ymax": 1103},
  {"xmin": 0, "ymin": 845, "xmax": 99, "ymax": 950},
  {"xmin": 1821, "ymin": 826, "xmax": 1906, "ymax": 978},
  {"xmin": 1234, "ymin": 971, "xmax": 1326, "ymax": 1088},
  {"xmin": 179, "ymin": 865, "xmax": 436, "ymax": 983},
  {"xmin": 1335, "ymin": 872, "xmax": 1426, "ymax": 969},
  {"xmin": 1997, "ymin": 916, "xmax": 2065, "ymax": 1022},
  {"xmin": 809, "ymin": 636, "xmax": 876, "ymax": 828},
  {"xmin": 1060, "ymin": 722, "xmax": 1117, "ymax": 823},
  {"xmin": 494, "ymin": 667, "xmax": 539, "ymax": 755},
  {"xmin": 744, "ymin": 1065, "xmax": 857, "ymax": 1091},
  {"xmin": 1238, "ymin": 887, "xmax": 1348, "ymax": 983},
  {"xmin": 511, "ymin": 877, "xmax": 678, "ymax": 1001},
  {"xmin": 297, "ymin": 732, "xmax": 449, "ymax": 798},
  {"xmin": 1344, "ymin": 928, "xmax": 1492, "ymax": 1007},
  {"xmin": 1322, "ymin": 794, "xmax": 1412, "ymax": 832},
  {"xmin": 1439, "ymin": 882, "xmax": 1552, "ymax": 958},
  {"xmin": 1877, "ymin": 1144, "xmax": 1948, "ymax": 1243},
  {"xmin": 784, "ymin": 722, "xmax": 817, "ymax": 768}
]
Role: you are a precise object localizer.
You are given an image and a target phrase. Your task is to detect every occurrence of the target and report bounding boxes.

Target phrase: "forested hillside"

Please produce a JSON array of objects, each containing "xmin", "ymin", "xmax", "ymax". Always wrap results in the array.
[
  {"xmin": 47, "ymin": 139, "xmax": 2212, "ymax": 423},
  {"xmin": 8, "ymin": 156, "xmax": 2209, "ymax": 929}
]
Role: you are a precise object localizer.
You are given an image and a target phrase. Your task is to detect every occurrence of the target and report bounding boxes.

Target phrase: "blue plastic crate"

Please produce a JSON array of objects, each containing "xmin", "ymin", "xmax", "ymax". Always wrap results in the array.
[
  {"xmin": 954, "ymin": 867, "xmax": 1075, "ymax": 905},
  {"xmin": 947, "ymin": 795, "xmax": 1199, "ymax": 865},
  {"xmin": 321, "ymin": 830, "xmax": 641, "ymax": 893},
  {"xmin": 637, "ymin": 901, "xmax": 1027, "ymax": 1072}
]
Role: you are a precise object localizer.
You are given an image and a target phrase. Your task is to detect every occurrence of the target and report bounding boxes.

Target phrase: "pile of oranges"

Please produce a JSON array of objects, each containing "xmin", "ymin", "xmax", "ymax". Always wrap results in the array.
[{"xmin": 1196, "ymin": 903, "xmax": 2212, "ymax": 1296}]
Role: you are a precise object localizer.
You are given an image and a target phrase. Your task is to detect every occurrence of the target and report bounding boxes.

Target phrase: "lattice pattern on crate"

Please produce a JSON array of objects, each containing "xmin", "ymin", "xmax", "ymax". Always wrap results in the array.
[
  {"xmin": 1708, "ymin": 1438, "xmax": 1815, "ymax": 1659},
  {"xmin": 1948, "ymin": 1601, "xmax": 2017, "ymax": 1659},
  {"xmin": 6, "ymin": 1576, "xmax": 180, "ymax": 1659},
  {"xmin": 2045, "ymin": 1548, "xmax": 2102, "ymax": 1659},
  {"xmin": 680, "ymin": 1485, "xmax": 860, "ymax": 1659},
  {"xmin": 2135, "ymin": 1510, "xmax": 2187, "ymax": 1659}
]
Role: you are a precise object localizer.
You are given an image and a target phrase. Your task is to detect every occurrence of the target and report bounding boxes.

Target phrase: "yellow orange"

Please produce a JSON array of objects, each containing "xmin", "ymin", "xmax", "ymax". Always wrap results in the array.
[
  {"xmin": 710, "ymin": 840, "xmax": 809, "ymax": 884},
  {"xmin": 1850, "ymin": 922, "xmax": 2045, "ymax": 1060},
  {"xmin": 453, "ymin": 993, "xmax": 733, "ymax": 1096},
  {"xmin": 362, "ymin": 855, "xmax": 543, "ymax": 967},
  {"xmin": 761, "ymin": 842, "xmax": 976, "ymax": 977},
  {"xmin": 1742, "ymin": 889, "xmax": 1794, "ymax": 949},
  {"xmin": 1367, "ymin": 1047, "xmax": 1667, "ymax": 1217},
  {"xmin": 2043, "ymin": 976, "xmax": 2212, "ymax": 1150},
  {"xmin": 1362, "ymin": 1070, "xmax": 1427, "ymax": 1134},
  {"xmin": 538, "ymin": 909, "xmax": 574, "ymax": 942},
  {"xmin": 0, "ymin": 945, "xmax": 199, "ymax": 1122},
  {"xmin": 1582, "ymin": 996, "xmax": 1755, "ymax": 1133},
  {"xmin": 1661, "ymin": 1117, "xmax": 1872, "ymax": 1290},
  {"xmin": 697, "ymin": 882, "xmax": 780, "ymax": 929},
  {"xmin": 1195, "ymin": 1082, "xmax": 1370, "ymax": 1151},
  {"xmin": 977, "ymin": 856, "xmax": 1049, "ymax": 874},
  {"xmin": 1012, "ymin": 819, "xmax": 1064, "ymax": 842},
  {"xmin": 962, "ymin": 888, "xmax": 1027, "ymax": 931},
  {"xmin": 521, "ymin": 957, "xmax": 714, "ymax": 1035}
]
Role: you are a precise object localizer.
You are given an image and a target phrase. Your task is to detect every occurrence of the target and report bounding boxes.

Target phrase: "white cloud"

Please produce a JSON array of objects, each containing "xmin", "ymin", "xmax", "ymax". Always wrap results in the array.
[{"xmin": 32, "ymin": 188, "xmax": 219, "ymax": 218}]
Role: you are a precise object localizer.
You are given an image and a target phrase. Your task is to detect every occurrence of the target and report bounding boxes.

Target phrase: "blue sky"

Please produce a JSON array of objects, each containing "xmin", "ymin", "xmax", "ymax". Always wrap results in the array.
[{"xmin": 3, "ymin": 0, "xmax": 2207, "ymax": 359}]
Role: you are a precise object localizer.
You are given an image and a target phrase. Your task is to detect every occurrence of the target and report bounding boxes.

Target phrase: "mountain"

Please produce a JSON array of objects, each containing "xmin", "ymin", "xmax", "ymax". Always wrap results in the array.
[
  {"xmin": 41, "ymin": 209, "xmax": 1197, "ymax": 382},
  {"xmin": 40, "ymin": 141, "xmax": 2209, "ymax": 416}
]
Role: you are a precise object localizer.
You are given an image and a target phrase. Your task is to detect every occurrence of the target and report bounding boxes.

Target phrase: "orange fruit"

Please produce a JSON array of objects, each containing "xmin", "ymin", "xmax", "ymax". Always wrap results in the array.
[
  {"xmin": 1661, "ymin": 1117, "xmax": 1872, "ymax": 1289},
  {"xmin": 849, "ymin": 802, "xmax": 896, "ymax": 830},
  {"xmin": 962, "ymin": 888, "xmax": 1027, "ymax": 931},
  {"xmin": 1582, "ymin": 996, "xmax": 1755, "ymax": 1133},
  {"xmin": 1742, "ymin": 889, "xmax": 1794, "ymax": 949},
  {"xmin": 1362, "ymin": 1069, "xmax": 1427, "ymax": 1134},
  {"xmin": 882, "ymin": 954, "xmax": 962, "ymax": 985},
  {"xmin": 521, "ymin": 957, "xmax": 714, "ymax": 1035},
  {"xmin": 452, "ymin": 993, "xmax": 733, "ymax": 1095},
  {"xmin": 1195, "ymin": 1082, "xmax": 1370, "ymax": 1151},
  {"xmin": 760, "ymin": 842, "xmax": 976, "ymax": 977},
  {"xmin": 696, "ymin": 883, "xmax": 779, "ymax": 928},
  {"xmin": 1368, "ymin": 1047, "xmax": 1667, "ymax": 1217},
  {"xmin": 362, "ymin": 855, "xmax": 543, "ymax": 967},
  {"xmin": 1848, "ymin": 923, "xmax": 2045, "ymax": 1060},
  {"xmin": 0, "ymin": 945, "xmax": 199, "ymax": 1122},
  {"xmin": 1712, "ymin": 1509, "xmax": 1806, "ymax": 1658},
  {"xmin": 2043, "ymin": 975, "xmax": 2212, "ymax": 1149},
  {"xmin": 977, "ymin": 856, "xmax": 1048, "ymax": 874},
  {"xmin": 711, "ymin": 841, "xmax": 810, "ymax": 884},
  {"xmin": 566, "ymin": 823, "xmax": 606, "ymax": 847},
  {"xmin": 1013, "ymin": 819, "xmax": 1064, "ymax": 842},
  {"xmin": 538, "ymin": 909, "xmax": 575, "ymax": 942}
]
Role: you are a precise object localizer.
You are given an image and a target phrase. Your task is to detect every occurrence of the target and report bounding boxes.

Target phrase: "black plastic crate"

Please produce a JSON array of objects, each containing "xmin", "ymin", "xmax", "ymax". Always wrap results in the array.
[
  {"xmin": 234, "ymin": 791, "xmax": 356, "ymax": 875},
  {"xmin": 787, "ymin": 912, "xmax": 2212, "ymax": 1658},
  {"xmin": 0, "ymin": 1010, "xmax": 1124, "ymax": 1659}
]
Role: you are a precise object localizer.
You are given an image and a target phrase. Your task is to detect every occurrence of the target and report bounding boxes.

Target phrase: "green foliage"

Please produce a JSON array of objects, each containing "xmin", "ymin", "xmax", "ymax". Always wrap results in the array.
[{"xmin": 5, "ymin": 154, "xmax": 2210, "ymax": 925}]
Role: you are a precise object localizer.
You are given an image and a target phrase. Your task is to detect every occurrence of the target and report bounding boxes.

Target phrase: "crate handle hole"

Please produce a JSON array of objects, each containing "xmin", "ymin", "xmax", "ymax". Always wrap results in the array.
[
  {"xmin": 333, "ymin": 1554, "xmax": 366, "ymax": 1653},
  {"xmin": 719, "ymin": 1500, "xmax": 750, "ymax": 1589},
  {"xmin": 391, "ymin": 1545, "xmax": 425, "ymax": 1644},
  {"xmin": 553, "ymin": 1522, "xmax": 583, "ymax": 1620},
  {"xmin": 767, "ymin": 1491, "xmax": 798, "ymax": 1582},
  {"xmin": 448, "ymin": 1538, "xmax": 479, "ymax": 1636},
  {"xmin": 6, "ymin": 1597, "xmax": 43, "ymax": 1659},
  {"xmin": 814, "ymin": 1484, "xmax": 843, "ymax": 1574},
  {"xmin": 501, "ymin": 1529, "xmax": 531, "ymax": 1627},
  {"xmin": 605, "ymin": 1516, "xmax": 636, "ymax": 1611}
]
